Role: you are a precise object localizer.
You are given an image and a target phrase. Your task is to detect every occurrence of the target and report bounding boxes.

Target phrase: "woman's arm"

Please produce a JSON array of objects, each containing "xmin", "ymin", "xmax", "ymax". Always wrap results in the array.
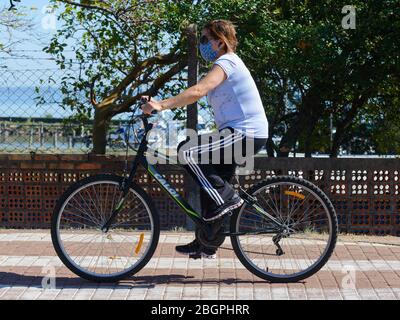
[{"xmin": 141, "ymin": 64, "xmax": 227, "ymax": 114}]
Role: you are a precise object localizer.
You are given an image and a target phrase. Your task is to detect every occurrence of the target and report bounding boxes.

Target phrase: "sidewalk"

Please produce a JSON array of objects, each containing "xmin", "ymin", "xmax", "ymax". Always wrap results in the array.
[{"xmin": 0, "ymin": 230, "xmax": 399, "ymax": 300}]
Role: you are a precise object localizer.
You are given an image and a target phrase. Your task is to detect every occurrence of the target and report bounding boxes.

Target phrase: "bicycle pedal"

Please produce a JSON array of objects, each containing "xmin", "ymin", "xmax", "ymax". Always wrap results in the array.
[{"xmin": 189, "ymin": 252, "xmax": 202, "ymax": 260}]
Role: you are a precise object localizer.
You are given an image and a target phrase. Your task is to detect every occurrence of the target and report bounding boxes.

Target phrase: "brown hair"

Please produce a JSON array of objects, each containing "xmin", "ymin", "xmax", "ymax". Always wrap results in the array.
[{"xmin": 203, "ymin": 19, "xmax": 238, "ymax": 52}]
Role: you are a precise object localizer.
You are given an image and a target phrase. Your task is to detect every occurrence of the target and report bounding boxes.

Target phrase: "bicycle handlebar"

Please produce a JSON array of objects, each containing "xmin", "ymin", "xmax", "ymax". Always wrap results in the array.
[
  {"xmin": 138, "ymin": 96, "xmax": 158, "ymax": 117},
  {"xmin": 129, "ymin": 97, "xmax": 158, "ymax": 121}
]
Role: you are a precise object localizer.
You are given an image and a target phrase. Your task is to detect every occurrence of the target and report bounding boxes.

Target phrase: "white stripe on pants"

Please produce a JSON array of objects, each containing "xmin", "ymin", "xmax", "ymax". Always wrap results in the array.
[{"xmin": 183, "ymin": 131, "xmax": 244, "ymax": 206}]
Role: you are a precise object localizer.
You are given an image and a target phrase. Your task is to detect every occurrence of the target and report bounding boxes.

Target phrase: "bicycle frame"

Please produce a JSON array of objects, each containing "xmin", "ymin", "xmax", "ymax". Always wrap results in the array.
[{"xmin": 101, "ymin": 114, "xmax": 286, "ymax": 237}]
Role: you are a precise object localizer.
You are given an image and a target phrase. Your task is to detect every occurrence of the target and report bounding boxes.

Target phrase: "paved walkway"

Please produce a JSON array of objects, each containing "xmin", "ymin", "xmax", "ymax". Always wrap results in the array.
[{"xmin": 0, "ymin": 230, "xmax": 400, "ymax": 300}]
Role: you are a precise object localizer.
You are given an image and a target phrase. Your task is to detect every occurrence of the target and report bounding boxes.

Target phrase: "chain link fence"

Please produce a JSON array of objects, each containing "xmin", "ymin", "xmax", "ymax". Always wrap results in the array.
[
  {"xmin": 0, "ymin": 68, "xmax": 216, "ymax": 155},
  {"xmin": 0, "ymin": 68, "xmax": 137, "ymax": 154}
]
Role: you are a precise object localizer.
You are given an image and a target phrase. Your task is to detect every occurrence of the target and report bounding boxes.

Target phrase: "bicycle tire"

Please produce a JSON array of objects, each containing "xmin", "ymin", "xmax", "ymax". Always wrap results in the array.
[
  {"xmin": 230, "ymin": 175, "xmax": 338, "ymax": 283},
  {"xmin": 51, "ymin": 173, "xmax": 160, "ymax": 282}
]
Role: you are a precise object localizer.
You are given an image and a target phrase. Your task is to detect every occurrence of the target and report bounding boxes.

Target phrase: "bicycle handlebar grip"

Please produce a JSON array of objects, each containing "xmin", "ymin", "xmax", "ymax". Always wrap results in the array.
[
  {"xmin": 140, "ymin": 96, "xmax": 151, "ymax": 104},
  {"xmin": 139, "ymin": 97, "xmax": 158, "ymax": 116}
]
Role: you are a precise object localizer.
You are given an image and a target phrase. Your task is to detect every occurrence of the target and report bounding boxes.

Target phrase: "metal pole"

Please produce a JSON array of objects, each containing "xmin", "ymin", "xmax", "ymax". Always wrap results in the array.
[
  {"xmin": 29, "ymin": 127, "xmax": 33, "ymax": 147},
  {"xmin": 40, "ymin": 124, "xmax": 44, "ymax": 147},
  {"xmin": 330, "ymin": 112, "xmax": 333, "ymax": 152},
  {"xmin": 53, "ymin": 129, "xmax": 58, "ymax": 148},
  {"xmin": 4, "ymin": 124, "xmax": 9, "ymax": 140}
]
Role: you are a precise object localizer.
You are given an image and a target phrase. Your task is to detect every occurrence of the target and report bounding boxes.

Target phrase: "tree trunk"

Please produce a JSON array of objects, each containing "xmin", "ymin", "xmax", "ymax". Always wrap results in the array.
[
  {"xmin": 266, "ymin": 137, "xmax": 276, "ymax": 157},
  {"xmin": 92, "ymin": 108, "xmax": 110, "ymax": 154},
  {"xmin": 329, "ymin": 94, "xmax": 368, "ymax": 157},
  {"xmin": 278, "ymin": 88, "xmax": 323, "ymax": 157}
]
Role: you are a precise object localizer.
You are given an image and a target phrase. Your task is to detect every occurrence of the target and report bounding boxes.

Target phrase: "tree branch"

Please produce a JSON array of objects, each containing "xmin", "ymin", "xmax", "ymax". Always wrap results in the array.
[
  {"xmin": 56, "ymin": 0, "xmax": 114, "ymax": 16},
  {"xmin": 97, "ymin": 50, "xmax": 183, "ymax": 109},
  {"xmin": 109, "ymin": 58, "xmax": 188, "ymax": 117}
]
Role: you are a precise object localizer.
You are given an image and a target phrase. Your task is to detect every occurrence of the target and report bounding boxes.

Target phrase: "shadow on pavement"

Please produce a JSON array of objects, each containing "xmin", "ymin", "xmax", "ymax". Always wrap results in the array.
[{"xmin": 0, "ymin": 271, "xmax": 280, "ymax": 289}]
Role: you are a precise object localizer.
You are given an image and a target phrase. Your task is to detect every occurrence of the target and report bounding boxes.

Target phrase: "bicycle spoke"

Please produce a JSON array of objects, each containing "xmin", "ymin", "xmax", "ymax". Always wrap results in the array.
[
  {"xmin": 75, "ymin": 192, "xmax": 102, "ymax": 226},
  {"xmin": 234, "ymin": 179, "xmax": 335, "ymax": 280},
  {"xmin": 92, "ymin": 185, "xmax": 106, "ymax": 222},
  {"xmin": 291, "ymin": 201, "xmax": 325, "ymax": 229},
  {"xmin": 69, "ymin": 195, "xmax": 101, "ymax": 226},
  {"xmin": 83, "ymin": 187, "xmax": 104, "ymax": 224},
  {"xmin": 56, "ymin": 179, "xmax": 155, "ymax": 279},
  {"xmin": 288, "ymin": 191, "xmax": 321, "ymax": 223}
]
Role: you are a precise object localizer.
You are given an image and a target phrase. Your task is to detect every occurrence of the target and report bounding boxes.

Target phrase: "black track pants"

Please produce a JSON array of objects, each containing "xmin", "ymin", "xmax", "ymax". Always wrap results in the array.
[{"xmin": 178, "ymin": 127, "xmax": 267, "ymax": 219}]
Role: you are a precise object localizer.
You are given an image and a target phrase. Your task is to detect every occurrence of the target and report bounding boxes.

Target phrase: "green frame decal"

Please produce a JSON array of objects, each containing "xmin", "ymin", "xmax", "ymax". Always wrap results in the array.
[{"xmin": 147, "ymin": 164, "xmax": 201, "ymax": 219}]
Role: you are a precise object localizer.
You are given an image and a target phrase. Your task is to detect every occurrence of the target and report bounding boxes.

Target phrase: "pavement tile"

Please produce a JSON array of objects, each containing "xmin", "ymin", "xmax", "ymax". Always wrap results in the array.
[{"xmin": 0, "ymin": 230, "xmax": 399, "ymax": 300}]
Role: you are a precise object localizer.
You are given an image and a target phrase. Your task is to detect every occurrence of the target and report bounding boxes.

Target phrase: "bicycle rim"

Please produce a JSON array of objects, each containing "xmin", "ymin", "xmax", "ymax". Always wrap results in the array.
[
  {"xmin": 55, "ymin": 179, "xmax": 155, "ymax": 280},
  {"xmin": 234, "ymin": 180, "xmax": 335, "ymax": 281}
]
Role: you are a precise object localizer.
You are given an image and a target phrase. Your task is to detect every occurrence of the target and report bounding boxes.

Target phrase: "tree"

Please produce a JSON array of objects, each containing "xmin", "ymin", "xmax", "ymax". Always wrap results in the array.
[
  {"xmin": 0, "ymin": 3, "xmax": 35, "ymax": 66},
  {"xmin": 44, "ymin": 0, "xmax": 208, "ymax": 154},
  {"xmin": 204, "ymin": 0, "xmax": 399, "ymax": 157},
  {"xmin": 43, "ymin": 0, "xmax": 400, "ymax": 156}
]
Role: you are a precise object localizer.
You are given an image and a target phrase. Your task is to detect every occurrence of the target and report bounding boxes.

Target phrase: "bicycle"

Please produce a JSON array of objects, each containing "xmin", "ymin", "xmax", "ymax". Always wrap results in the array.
[{"xmin": 51, "ymin": 99, "xmax": 338, "ymax": 283}]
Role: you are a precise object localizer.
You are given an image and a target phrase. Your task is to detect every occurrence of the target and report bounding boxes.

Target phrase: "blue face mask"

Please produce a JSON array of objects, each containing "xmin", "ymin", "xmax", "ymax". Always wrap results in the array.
[{"xmin": 199, "ymin": 42, "xmax": 218, "ymax": 62}]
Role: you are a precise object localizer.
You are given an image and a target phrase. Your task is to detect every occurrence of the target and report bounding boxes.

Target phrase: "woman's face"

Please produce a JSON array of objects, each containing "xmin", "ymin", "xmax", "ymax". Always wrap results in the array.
[{"xmin": 200, "ymin": 29, "xmax": 224, "ymax": 55}]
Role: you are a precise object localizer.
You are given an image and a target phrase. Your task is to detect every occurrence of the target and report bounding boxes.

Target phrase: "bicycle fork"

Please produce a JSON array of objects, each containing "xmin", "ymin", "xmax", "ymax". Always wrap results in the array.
[
  {"xmin": 100, "ymin": 162, "xmax": 138, "ymax": 233},
  {"xmin": 101, "ymin": 120, "xmax": 152, "ymax": 233},
  {"xmin": 101, "ymin": 154, "xmax": 141, "ymax": 233},
  {"xmin": 101, "ymin": 184, "xmax": 130, "ymax": 233}
]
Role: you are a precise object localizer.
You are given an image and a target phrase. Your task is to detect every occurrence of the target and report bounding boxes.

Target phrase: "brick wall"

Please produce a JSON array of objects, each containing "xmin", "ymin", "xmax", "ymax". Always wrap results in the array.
[
  {"xmin": 0, "ymin": 154, "xmax": 399, "ymax": 235},
  {"xmin": 0, "ymin": 154, "xmax": 187, "ymax": 229}
]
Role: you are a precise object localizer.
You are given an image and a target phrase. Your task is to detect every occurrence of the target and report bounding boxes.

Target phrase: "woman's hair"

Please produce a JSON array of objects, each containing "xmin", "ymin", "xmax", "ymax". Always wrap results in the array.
[{"xmin": 203, "ymin": 19, "xmax": 238, "ymax": 52}]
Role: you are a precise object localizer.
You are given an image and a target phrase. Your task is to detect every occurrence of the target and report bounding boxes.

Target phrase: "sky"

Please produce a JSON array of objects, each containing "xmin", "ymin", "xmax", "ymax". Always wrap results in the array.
[
  {"xmin": 1, "ymin": 0, "xmax": 73, "ymax": 71},
  {"xmin": 0, "ymin": 1, "xmax": 213, "ymax": 124}
]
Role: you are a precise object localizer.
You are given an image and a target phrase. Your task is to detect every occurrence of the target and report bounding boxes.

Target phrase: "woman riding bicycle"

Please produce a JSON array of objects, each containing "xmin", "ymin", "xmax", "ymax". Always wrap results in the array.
[{"xmin": 141, "ymin": 19, "xmax": 269, "ymax": 259}]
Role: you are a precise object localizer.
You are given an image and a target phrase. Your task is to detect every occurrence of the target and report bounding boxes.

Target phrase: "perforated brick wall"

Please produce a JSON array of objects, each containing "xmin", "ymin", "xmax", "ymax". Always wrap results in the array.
[
  {"xmin": 0, "ymin": 154, "xmax": 187, "ymax": 230},
  {"xmin": 235, "ymin": 157, "xmax": 400, "ymax": 236},
  {"xmin": 0, "ymin": 154, "xmax": 399, "ymax": 234}
]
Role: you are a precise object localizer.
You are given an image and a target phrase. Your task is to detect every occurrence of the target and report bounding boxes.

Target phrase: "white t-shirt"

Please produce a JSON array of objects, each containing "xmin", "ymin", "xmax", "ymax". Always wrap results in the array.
[{"xmin": 207, "ymin": 53, "xmax": 269, "ymax": 139}]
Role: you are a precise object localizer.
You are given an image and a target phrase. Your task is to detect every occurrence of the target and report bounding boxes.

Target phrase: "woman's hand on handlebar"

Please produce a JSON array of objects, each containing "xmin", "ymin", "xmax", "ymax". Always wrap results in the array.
[{"xmin": 140, "ymin": 96, "xmax": 164, "ymax": 115}]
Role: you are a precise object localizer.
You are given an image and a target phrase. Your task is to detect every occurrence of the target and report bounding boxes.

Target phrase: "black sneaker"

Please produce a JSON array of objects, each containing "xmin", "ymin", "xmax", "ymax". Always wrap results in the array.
[
  {"xmin": 203, "ymin": 193, "xmax": 244, "ymax": 222},
  {"xmin": 200, "ymin": 247, "xmax": 217, "ymax": 259},
  {"xmin": 175, "ymin": 239, "xmax": 217, "ymax": 259},
  {"xmin": 175, "ymin": 239, "xmax": 200, "ymax": 256}
]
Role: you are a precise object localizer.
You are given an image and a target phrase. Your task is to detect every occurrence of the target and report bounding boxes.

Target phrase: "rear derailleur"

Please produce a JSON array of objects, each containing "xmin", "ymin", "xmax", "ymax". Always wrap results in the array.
[{"xmin": 272, "ymin": 228, "xmax": 291, "ymax": 256}]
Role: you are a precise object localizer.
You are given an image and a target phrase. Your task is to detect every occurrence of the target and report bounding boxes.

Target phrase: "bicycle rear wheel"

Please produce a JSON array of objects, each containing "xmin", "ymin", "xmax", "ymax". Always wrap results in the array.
[
  {"xmin": 51, "ymin": 174, "xmax": 159, "ymax": 282},
  {"xmin": 230, "ymin": 175, "xmax": 338, "ymax": 282}
]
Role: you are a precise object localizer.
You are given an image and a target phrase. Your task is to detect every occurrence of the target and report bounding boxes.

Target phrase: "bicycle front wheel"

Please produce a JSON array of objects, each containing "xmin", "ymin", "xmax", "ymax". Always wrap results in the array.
[
  {"xmin": 231, "ymin": 175, "xmax": 338, "ymax": 283},
  {"xmin": 51, "ymin": 174, "xmax": 159, "ymax": 282}
]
